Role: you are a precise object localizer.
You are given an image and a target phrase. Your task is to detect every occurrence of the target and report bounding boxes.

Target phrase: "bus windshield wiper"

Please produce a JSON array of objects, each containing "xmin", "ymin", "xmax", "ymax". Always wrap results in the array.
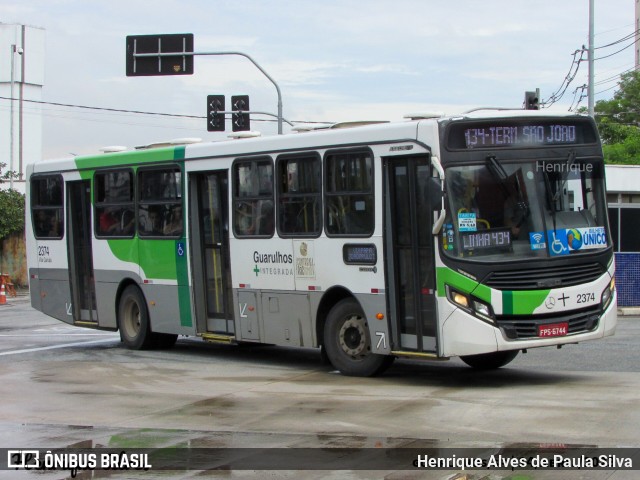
[
  {"xmin": 552, "ymin": 150, "xmax": 576, "ymax": 203},
  {"xmin": 543, "ymin": 150, "xmax": 577, "ymax": 233}
]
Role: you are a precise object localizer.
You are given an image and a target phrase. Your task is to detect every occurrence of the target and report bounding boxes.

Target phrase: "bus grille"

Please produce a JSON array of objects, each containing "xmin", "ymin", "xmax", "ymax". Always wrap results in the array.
[
  {"xmin": 497, "ymin": 306, "xmax": 601, "ymax": 340},
  {"xmin": 484, "ymin": 263, "xmax": 605, "ymax": 290}
]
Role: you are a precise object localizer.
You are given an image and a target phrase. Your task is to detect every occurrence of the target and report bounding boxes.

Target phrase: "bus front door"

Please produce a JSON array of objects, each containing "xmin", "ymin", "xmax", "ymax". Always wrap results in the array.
[
  {"xmin": 384, "ymin": 155, "xmax": 438, "ymax": 354},
  {"xmin": 189, "ymin": 172, "xmax": 234, "ymax": 335},
  {"xmin": 67, "ymin": 180, "xmax": 97, "ymax": 323}
]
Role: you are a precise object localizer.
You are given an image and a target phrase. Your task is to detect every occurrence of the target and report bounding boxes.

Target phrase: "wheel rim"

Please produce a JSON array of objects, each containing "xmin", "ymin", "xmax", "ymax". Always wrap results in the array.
[
  {"xmin": 338, "ymin": 314, "xmax": 369, "ymax": 358},
  {"xmin": 122, "ymin": 297, "xmax": 141, "ymax": 339}
]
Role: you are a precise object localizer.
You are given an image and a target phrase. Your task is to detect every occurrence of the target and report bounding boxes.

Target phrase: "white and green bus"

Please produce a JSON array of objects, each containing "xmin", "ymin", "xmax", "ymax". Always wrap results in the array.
[{"xmin": 26, "ymin": 110, "xmax": 617, "ymax": 376}]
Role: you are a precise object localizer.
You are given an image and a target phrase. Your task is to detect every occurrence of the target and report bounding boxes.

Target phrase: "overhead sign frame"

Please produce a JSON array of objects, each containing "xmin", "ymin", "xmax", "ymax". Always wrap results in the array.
[{"xmin": 126, "ymin": 33, "xmax": 194, "ymax": 76}]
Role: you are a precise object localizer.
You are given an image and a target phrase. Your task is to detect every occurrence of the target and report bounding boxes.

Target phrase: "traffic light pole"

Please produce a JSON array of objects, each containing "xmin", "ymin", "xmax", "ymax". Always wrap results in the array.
[
  {"xmin": 133, "ymin": 49, "xmax": 285, "ymax": 134},
  {"xmin": 214, "ymin": 111, "xmax": 293, "ymax": 125}
]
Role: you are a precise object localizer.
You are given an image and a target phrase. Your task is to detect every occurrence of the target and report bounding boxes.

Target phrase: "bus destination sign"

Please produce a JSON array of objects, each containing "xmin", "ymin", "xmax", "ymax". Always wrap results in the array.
[
  {"xmin": 343, "ymin": 244, "xmax": 377, "ymax": 265},
  {"xmin": 461, "ymin": 229, "xmax": 511, "ymax": 251},
  {"xmin": 463, "ymin": 124, "xmax": 577, "ymax": 149}
]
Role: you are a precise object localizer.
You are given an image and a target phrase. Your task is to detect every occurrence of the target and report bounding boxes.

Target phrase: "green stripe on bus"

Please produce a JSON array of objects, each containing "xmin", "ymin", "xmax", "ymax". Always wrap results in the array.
[
  {"xmin": 138, "ymin": 241, "xmax": 178, "ymax": 279},
  {"xmin": 435, "ymin": 267, "xmax": 491, "ymax": 303},
  {"xmin": 107, "ymin": 239, "xmax": 140, "ymax": 269},
  {"xmin": 437, "ymin": 267, "xmax": 550, "ymax": 315},
  {"xmin": 502, "ymin": 289, "xmax": 549, "ymax": 315},
  {"xmin": 176, "ymin": 242, "xmax": 191, "ymax": 327},
  {"xmin": 112, "ymin": 239, "xmax": 190, "ymax": 327},
  {"xmin": 174, "ymin": 145, "xmax": 186, "ymax": 160},
  {"xmin": 102, "ymin": 146, "xmax": 192, "ymax": 327},
  {"xmin": 74, "ymin": 147, "xmax": 180, "ymax": 170},
  {"xmin": 173, "ymin": 147, "xmax": 192, "ymax": 327},
  {"xmin": 503, "ymin": 290, "xmax": 514, "ymax": 315}
]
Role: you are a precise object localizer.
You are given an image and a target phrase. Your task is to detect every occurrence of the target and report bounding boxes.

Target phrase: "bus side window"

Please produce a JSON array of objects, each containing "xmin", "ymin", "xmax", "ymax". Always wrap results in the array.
[
  {"xmin": 325, "ymin": 150, "xmax": 374, "ymax": 237},
  {"xmin": 138, "ymin": 167, "xmax": 183, "ymax": 238},
  {"xmin": 277, "ymin": 154, "xmax": 322, "ymax": 237},
  {"xmin": 139, "ymin": 205, "xmax": 163, "ymax": 236},
  {"xmin": 31, "ymin": 175, "xmax": 64, "ymax": 239},
  {"xmin": 94, "ymin": 169, "xmax": 135, "ymax": 238},
  {"xmin": 233, "ymin": 157, "xmax": 274, "ymax": 238},
  {"xmin": 162, "ymin": 205, "xmax": 183, "ymax": 236}
]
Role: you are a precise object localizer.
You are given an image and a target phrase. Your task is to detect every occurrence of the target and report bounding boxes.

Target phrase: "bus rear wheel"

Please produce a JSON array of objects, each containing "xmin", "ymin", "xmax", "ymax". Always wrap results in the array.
[
  {"xmin": 118, "ymin": 285, "xmax": 154, "ymax": 350},
  {"xmin": 323, "ymin": 298, "xmax": 394, "ymax": 377},
  {"xmin": 460, "ymin": 350, "xmax": 519, "ymax": 370}
]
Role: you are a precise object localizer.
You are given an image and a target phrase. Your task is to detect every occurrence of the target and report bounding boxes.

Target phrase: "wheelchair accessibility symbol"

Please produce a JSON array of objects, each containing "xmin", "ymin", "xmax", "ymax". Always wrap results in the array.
[
  {"xmin": 177, "ymin": 242, "xmax": 185, "ymax": 257},
  {"xmin": 547, "ymin": 230, "xmax": 569, "ymax": 256}
]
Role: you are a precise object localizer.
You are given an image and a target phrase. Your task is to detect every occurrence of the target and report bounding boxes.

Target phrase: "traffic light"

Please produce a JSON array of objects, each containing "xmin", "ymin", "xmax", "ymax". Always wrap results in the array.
[
  {"xmin": 207, "ymin": 95, "xmax": 225, "ymax": 132},
  {"xmin": 232, "ymin": 95, "xmax": 250, "ymax": 132},
  {"xmin": 525, "ymin": 91, "xmax": 540, "ymax": 110}
]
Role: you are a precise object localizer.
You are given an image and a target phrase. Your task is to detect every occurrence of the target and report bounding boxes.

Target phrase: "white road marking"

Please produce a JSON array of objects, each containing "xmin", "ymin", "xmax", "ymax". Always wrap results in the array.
[
  {"xmin": 0, "ymin": 338, "xmax": 118, "ymax": 356},
  {"xmin": 0, "ymin": 333, "xmax": 112, "ymax": 337}
]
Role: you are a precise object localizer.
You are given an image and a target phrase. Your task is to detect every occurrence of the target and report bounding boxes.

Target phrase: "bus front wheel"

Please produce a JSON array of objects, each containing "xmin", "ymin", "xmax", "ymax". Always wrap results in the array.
[
  {"xmin": 460, "ymin": 350, "xmax": 519, "ymax": 369},
  {"xmin": 323, "ymin": 298, "xmax": 394, "ymax": 377},
  {"xmin": 118, "ymin": 285, "xmax": 154, "ymax": 350}
]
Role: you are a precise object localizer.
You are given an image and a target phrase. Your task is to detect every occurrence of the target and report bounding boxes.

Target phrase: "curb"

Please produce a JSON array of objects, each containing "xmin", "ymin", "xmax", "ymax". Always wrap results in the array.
[{"xmin": 619, "ymin": 307, "xmax": 640, "ymax": 316}]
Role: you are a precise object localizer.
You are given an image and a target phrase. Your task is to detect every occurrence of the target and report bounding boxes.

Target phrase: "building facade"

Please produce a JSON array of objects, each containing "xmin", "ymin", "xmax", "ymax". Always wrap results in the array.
[
  {"xmin": 606, "ymin": 165, "xmax": 640, "ymax": 307},
  {"xmin": 0, "ymin": 23, "xmax": 45, "ymax": 194}
]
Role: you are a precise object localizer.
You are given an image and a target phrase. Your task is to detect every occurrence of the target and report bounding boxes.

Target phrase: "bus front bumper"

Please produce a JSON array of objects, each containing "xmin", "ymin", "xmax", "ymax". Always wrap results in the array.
[{"xmin": 440, "ymin": 291, "xmax": 617, "ymax": 358}]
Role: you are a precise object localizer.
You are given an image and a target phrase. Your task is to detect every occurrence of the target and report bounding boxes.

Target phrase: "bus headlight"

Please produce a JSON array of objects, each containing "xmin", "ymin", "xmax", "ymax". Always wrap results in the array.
[
  {"xmin": 601, "ymin": 278, "xmax": 615, "ymax": 310},
  {"xmin": 446, "ymin": 286, "xmax": 495, "ymax": 324},
  {"xmin": 472, "ymin": 300, "xmax": 491, "ymax": 318},
  {"xmin": 447, "ymin": 286, "xmax": 470, "ymax": 309},
  {"xmin": 452, "ymin": 291, "xmax": 469, "ymax": 308}
]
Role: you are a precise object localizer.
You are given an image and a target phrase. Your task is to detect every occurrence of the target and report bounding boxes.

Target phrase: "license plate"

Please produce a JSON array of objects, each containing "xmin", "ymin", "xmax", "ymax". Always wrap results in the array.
[{"xmin": 538, "ymin": 322, "xmax": 568, "ymax": 338}]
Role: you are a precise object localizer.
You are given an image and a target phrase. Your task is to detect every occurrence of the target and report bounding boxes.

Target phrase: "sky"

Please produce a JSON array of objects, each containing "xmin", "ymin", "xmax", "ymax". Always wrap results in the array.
[{"xmin": 0, "ymin": 0, "xmax": 637, "ymax": 159}]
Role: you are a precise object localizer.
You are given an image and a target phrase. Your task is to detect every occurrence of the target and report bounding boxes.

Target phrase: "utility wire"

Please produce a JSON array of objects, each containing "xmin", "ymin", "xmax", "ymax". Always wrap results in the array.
[
  {"xmin": 543, "ymin": 48, "xmax": 585, "ymax": 107},
  {"xmin": 594, "ymin": 84, "xmax": 622, "ymax": 96},
  {"xmin": 594, "ymin": 28, "xmax": 639, "ymax": 49},
  {"xmin": 546, "ymin": 27, "xmax": 639, "ymax": 109},
  {"xmin": 0, "ymin": 96, "xmax": 333, "ymax": 125},
  {"xmin": 568, "ymin": 84, "xmax": 588, "ymax": 111},
  {"xmin": 594, "ymin": 39, "xmax": 636, "ymax": 61},
  {"xmin": 6, "ymin": 27, "xmax": 640, "ymax": 121},
  {"xmin": 594, "ymin": 66, "xmax": 635, "ymax": 86}
]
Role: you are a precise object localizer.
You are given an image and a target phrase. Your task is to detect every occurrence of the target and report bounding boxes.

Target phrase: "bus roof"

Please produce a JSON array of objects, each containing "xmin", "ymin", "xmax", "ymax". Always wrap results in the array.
[{"xmin": 29, "ymin": 111, "xmax": 590, "ymax": 174}]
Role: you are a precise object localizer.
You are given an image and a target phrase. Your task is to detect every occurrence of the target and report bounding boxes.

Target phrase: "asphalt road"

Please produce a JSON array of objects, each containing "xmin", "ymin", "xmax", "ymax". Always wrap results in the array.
[{"xmin": 0, "ymin": 296, "xmax": 638, "ymax": 479}]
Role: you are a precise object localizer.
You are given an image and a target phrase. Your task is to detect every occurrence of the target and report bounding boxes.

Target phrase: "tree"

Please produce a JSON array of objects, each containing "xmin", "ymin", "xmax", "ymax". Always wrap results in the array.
[
  {"xmin": 0, "ymin": 162, "xmax": 25, "ymax": 284},
  {"xmin": 595, "ymin": 70, "xmax": 640, "ymax": 132},
  {"xmin": 592, "ymin": 70, "xmax": 640, "ymax": 164},
  {"xmin": 0, "ymin": 162, "xmax": 25, "ymax": 246},
  {"xmin": 601, "ymin": 130, "xmax": 640, "ymax": 165}
]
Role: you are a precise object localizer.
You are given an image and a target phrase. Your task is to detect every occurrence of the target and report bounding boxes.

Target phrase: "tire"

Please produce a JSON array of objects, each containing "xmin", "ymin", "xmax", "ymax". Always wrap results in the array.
[
  {"xmin": 460, "ymin": 350, "xmax": 519, "ymax": 370},
  {"xmin": 323, "ymin": 298, "xmax": 394, "ymax": 377},
  {"xmin": 118, "ymin": 285, "xmax": 154, "ymax": 350}
]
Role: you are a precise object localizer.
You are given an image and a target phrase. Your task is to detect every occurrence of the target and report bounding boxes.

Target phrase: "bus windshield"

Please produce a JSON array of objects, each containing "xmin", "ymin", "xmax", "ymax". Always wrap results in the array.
[{"xmin": 442, "ymin": 156, "xmax": 609, "ymax": 261}]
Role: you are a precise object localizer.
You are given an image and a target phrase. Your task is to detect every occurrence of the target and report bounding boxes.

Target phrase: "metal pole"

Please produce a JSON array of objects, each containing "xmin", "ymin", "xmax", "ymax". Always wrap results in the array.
[
  {"xmin": 19, "ymin": 25, "xmax": 25, "ymax": 181},
  {"xmin": 134, "ymin": 50, "xmax": 285, "ymax": 134},
  {"xmin": 201, "ymin": 52, "xmax": 283, "ymax": 134},
  {"xmin": 588, "ymin": 0, "xmax": 595, "ymax": 117},
  {"xmin": 9, "ymin": 44, "xmax": 16, "ymax": 190}
]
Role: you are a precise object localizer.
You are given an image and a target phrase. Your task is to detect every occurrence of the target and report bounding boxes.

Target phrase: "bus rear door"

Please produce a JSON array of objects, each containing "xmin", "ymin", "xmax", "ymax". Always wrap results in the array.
[{"xmin": 67, "ymin": 180, "xmax": 98, "ymax": 323}]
